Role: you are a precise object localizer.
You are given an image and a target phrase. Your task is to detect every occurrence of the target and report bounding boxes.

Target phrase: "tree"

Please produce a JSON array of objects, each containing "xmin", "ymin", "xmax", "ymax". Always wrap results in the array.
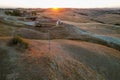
[
  {"xmin": 31, "ymin": 11, "xmax": 37, "ymax": 16},
  {"xmin": 12, "ymin": 10, "xmax": 21, "ymax": 16}
]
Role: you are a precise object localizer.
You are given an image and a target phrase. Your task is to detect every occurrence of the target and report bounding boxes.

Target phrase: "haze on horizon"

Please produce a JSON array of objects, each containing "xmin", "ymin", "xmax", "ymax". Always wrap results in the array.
[{"xmin": 0, "ymin": 0, "xmax": 120, "ymax": 8}]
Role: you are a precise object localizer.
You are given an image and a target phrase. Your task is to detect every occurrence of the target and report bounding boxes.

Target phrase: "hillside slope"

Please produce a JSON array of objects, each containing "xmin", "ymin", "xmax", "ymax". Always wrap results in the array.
[{"xmin": 0, "ymin": 39, "xmax": 120, "ymax": 80}]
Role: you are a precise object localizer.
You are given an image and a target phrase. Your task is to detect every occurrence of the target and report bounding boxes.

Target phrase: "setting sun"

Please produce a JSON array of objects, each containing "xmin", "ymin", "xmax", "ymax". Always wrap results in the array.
[
  {"xmin": 52, "ymin": 7, "xmax": 59, "ymax": 10},
  {"xmin": 51, "ymin": 7, "xmax": 60, "ymax": 12}
]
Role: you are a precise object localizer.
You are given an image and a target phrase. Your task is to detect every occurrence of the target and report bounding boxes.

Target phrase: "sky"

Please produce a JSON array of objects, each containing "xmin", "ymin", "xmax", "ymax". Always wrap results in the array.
[{"xmin": 0, "ymin": 0, "xmax": 120, "ymax": 8}]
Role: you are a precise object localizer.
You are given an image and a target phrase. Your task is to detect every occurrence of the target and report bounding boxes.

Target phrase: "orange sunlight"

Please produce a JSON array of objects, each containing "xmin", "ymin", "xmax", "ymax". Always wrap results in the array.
[
  {"xmin": 52, "ymin": 7, "xmax": 59, "ymax": 11},
  {"xmin": 53, "ymin": 7, "xmax": 58, "ymax": 10}
]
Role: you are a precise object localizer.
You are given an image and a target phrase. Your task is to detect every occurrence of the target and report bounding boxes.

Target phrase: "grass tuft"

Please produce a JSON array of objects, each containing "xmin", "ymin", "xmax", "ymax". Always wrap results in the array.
[{"xmin": 8, "ymin": 36, "xmax": 29, "ymax": 49}]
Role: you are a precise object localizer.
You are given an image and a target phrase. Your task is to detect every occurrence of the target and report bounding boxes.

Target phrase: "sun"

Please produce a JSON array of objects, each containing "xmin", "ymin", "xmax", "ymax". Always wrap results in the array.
[
  {"xmin": 52, "ymin": 7, "xmax": 59, "ymax": 10},
  {"xmin": 51, "ymin": 7, "xmax": 61, "ymax": 12}
]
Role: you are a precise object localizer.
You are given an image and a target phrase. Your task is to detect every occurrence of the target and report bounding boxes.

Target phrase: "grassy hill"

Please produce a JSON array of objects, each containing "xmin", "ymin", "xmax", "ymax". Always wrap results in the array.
[
  {"xmin": 0, "ymin": 8, "xmax": 120, "ymax": 80},
  {"xmin": 0, "ymin": 39, "xmax": 120, "ymax": 80}
]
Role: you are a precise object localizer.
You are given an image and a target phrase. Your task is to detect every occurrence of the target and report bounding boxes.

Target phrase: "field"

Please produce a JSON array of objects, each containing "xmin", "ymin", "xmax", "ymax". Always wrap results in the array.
[{"xmin": 0, "ymin": 8, "xmax": 120, "ymax": 80}]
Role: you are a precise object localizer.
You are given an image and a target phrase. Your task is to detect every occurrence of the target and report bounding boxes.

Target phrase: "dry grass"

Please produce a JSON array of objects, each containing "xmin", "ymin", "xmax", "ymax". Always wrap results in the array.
[
  {"xmin": 0, "ymin": 38, "xmax": 120, "ymax": 80},
  {"xmin": 0, "ymin": 8, "xmax": 120, "ymax": 80},
  {"xmin": 8, "ymin": 36, "xmax": 29, "ymax": 49},
  {"xmin": 59, "ymin": 40, "xmax": 120, "ymax": 80},
  {"xmin": 77, "ymin": 23, "xmax": 120, "ymax": 38},
  {"xmin": 0, "ymin": 22, "xmax": 14, "ymax": 36},
  {"xmin": 95, "ymin": 14, "xmax": 120, "ymax": 24},
  {"xmin": 0, "ymin": 48, "xmax": 10, "ymax": 80}
]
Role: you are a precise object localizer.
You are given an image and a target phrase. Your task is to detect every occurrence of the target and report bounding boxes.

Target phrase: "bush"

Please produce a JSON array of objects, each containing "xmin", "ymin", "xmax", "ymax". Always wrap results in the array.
[
  {"xmin": 5, "ymin": 11, "xmax": 12, "ymax": 15},
  {"xmin": 9, "ymin": 36, "xmax": 29, "ymax": 49},
  {"xmin": 12, "ymin": 10, "xmax": 21, "ymax": 16},
  {"xmin": 5, "ymin": 10, "xmax": 22, "ymax": 16},
  {"xmin": 114, "ymin": 23, "xmax": 120, "ymax": 26}
]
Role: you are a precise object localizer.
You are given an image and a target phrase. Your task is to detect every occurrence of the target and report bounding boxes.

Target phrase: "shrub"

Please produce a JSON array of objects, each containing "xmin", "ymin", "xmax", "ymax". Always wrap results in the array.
[
  {"xmin": 9, "ymin": 36, "xmax": 29, "ymax": 49},
  {"xmin": 114, "ymin": 23, "xmax": 120, "ymax": 26},
  {"xmin": 5, "ymin": 10, "xmax": 22, "ymax": 16},
  {"xmin": 12, "ymin": 10, "xmax": 21, "ymax": 16},
  {"xmin": 5, "ymin": 11, "xmax": 12, "ymax": 15}
]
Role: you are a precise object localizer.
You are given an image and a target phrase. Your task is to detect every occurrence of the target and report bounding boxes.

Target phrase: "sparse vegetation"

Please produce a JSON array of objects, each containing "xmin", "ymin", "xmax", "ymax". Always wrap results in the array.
[
  {"xmin": 0, "ymin": 48, "xmax": 10, "ymax": 80},
  {"xmin": 5, "ymin": 10, "xmax": 22, "ymax": 16},
  {"xmin": 8, "ymin": 36, "xmax": 29, "ymax": 49},
  {"xmin": 0, "ymin": 8, "xmax": 120, "ymax": 80},
  {"xmin": 68, "ymin": 35, "xmax": 120, "ymax": 51},
  {"xmin": 0, "ymin": 22, "xmax": 15, "ymax": 36},
  {"xmin": 114, "ymin": 23, "xmax": 120, "ymax": 26}
]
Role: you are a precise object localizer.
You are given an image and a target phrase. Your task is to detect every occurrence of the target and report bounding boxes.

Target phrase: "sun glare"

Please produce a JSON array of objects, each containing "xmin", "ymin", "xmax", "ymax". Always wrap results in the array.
[{"xmin": 52, "ymin": 7, "xmax": 59, "ymax": 10}]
